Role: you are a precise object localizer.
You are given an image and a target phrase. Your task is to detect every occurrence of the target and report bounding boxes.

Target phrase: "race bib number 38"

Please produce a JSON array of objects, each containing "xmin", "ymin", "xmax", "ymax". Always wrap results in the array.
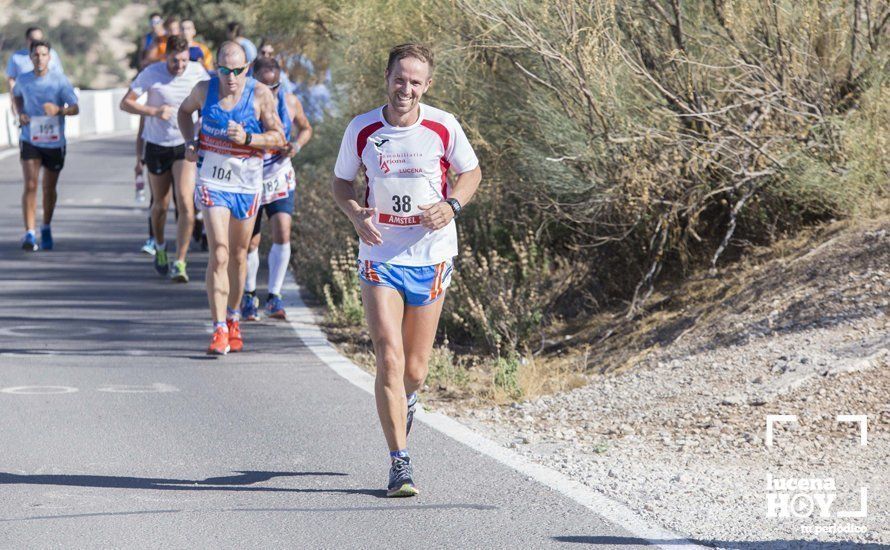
[
  {"xmin": 375, "ymin": 177, "xmax": 434, "ymax": 227},
  {"xmin": 30, "ymin": 116, "xmax": 61, "ymax": 144}
]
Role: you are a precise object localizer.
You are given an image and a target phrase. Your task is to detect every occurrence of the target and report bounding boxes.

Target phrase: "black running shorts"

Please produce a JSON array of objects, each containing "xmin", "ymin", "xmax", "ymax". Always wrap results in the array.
[
  {"xmin": 144, "ymin": 142, "xmax": 186, "ymax": 175},
  {"xmin": 20, "ymin": 140, "xmax": 65, "ymax": 172}
]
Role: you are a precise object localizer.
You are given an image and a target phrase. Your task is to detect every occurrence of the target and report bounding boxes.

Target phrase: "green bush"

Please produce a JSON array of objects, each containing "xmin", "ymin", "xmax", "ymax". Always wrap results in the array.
[
  {"xmin": 322, "ymin": 249, "xmax": 364, "ymax": 327},
  {"xmin": 254, "ymin": 0, "xmax": 889, "ymax": 362}
]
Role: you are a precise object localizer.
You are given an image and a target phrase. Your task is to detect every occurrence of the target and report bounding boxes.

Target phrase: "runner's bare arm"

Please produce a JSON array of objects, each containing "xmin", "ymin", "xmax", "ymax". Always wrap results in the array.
[
  {"xmin": 230, "ymin": 82, "xmax": 285, "ymax": 150},
  {"xmin": 286, "ymin": 94, "xmax": 312, "ymax": 152},
  {"xmin": 8, "ymin": 78, "xmax": 17, "ymax": 115},
  {"xmin": 135, "ymin": 116, "xmax": 145, "ymax": 173},
  {"xmin": 332, "ymin": 176, "xmax": 383, "ymax": 246},
  {"xmin": 13, "ymin": 95, "xmax": 27, "ymax": 125},
  {"xmin": 178, "ymin": 81, "xmax": 207, "ymax": 143},
  {"xmin": 43, "ymin": 103, "xmax": 78, "ymax": 117},
  {"xmin": 419, "ymin": 165, "xmax": 482, "ymax": 230},
  {"xmin": 120, "ymin": 89, "xmax": 173, "ymax": 119},
  {"xmin": 449, "ymin": 166, "xmax": 482, "ymax": 208},
  {"xmin": 178, "ymin": 81, "xmax": 208, "ymax": 161}
]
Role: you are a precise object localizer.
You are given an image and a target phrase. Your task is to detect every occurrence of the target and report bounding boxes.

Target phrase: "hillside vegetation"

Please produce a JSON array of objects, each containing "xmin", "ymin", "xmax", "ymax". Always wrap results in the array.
[
  {"xmin": 250, "ymin": 0, "xmax": 889, "ymax": 395},
  {"xmin": 0, "ymin": 0, "xmax": 147, "ymax": 89}
]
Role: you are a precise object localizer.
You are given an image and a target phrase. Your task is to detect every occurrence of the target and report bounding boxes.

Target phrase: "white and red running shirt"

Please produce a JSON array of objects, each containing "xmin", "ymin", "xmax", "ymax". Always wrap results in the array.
[{"xmin": 334, "ymin": 104, "xmax": 479, "ymax": 266}]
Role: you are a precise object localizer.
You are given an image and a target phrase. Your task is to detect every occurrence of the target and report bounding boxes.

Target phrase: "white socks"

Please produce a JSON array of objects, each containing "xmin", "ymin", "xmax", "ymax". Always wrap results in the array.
[
  {"xmin": 244, "ymin": 244, "xmax": 290, "ymax": 296},
  {"xmin": 245, "ymin": 249, "xmax": 259, "ymax": 293},
  {"xmin": 268, "ymin": 243, "xmax": 291, "ymax": 296}
]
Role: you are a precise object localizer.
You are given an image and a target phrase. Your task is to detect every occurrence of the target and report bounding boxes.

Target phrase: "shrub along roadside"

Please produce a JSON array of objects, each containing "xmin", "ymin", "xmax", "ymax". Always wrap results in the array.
[{"xmin": 255, "ymin": 0, "xmax": 889, "ymax": 399}]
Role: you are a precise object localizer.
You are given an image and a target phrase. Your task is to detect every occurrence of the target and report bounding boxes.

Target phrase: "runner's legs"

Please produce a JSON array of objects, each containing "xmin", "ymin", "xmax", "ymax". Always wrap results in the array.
[
  {"xmin": 148, "ymin": 170, "xmax": 173, "ymax": 245},
  {"xmin": 227, "ymin": 215, "xmax": 255, "ymax": 312},
  {"xmin": 40, "ymin": 168, "xmax": 61, "ymax": 226},
  {"xmin": 267, "ymin": 211, "xmax": 292, "ymax": 296},
  {"xmin": 171, "ymin": 158, "xmax": 196, "ymax": 263},
  {"xmin": 363, "ymin": 283, "xmax": 409, "ymax": 452},
  {"xmin": 21, "ymin": 159, "xmax": 41, "ymax": 231},
  {"xmin": 402, "ymin": 295, "xmax": 446, "ymax": 396},
  {"xmin": 270, "ymin": 211, "xmax": 290, "ymax": 244},
  {"xmin": 203, "ymin": 206, "xmax": 232, "ymax": 323},
  {"xmin": 245, "ymin": 228, "xmax": 261, "ymax": 295}
]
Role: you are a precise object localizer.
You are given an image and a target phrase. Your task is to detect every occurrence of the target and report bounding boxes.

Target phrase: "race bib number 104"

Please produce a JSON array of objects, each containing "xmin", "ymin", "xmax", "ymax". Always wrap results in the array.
[{"xmin": 199, "ymin": 151, "xmax": 243, "ymax": 187}]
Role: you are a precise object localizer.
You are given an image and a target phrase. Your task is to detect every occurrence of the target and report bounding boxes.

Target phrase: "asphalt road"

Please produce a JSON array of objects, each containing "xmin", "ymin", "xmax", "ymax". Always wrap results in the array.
[{"xmin": 0, "ymin": 136, "xmax": 655, "ymax": 549}]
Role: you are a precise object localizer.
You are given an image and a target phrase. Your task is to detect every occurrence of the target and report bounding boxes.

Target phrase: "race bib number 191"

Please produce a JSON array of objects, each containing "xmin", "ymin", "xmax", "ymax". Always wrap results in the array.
[{"xmin": 30, "ymin": 116, "xmax": 61, "ymax": 144}]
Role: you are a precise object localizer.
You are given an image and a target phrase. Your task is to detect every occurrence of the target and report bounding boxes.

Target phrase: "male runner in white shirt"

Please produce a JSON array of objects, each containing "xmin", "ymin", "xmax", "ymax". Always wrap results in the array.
[
  {"xmin": 332, "ymin": 43, "xmax": 482, "ymax": 497},
  {"xmin": 120, "ymin": 35, "xmax": 210, "ymax": 282}
]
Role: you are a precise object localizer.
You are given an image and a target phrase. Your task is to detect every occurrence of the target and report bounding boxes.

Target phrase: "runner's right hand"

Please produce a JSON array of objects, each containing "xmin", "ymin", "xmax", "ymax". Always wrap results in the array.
[
  {"xmin": 154, "ymin": 105, "xmax": 174, "ymax": 121},
  {"xmin": 135, "ymin": 160, "xmax": 143, "ymax": 175},
  {"xmin": 18, "ymin": 113, "xmax": 30, "ymax": 126},
  {"xmin": 350, "ymin": 207, "xmax": 383, "ymax": 246}
]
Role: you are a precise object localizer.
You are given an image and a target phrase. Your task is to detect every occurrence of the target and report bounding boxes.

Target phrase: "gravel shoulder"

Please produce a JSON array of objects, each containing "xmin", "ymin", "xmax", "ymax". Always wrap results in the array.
[{"xmin": 437, "ymin": 220, "xmax": 889, "ymax": 547}]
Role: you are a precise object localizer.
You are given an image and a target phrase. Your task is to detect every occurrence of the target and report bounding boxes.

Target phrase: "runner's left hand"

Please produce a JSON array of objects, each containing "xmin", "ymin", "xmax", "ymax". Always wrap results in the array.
[
  {"xmin": 227, "ymin": 121, "xmax": 247, "ymax": 145},
  {"xmin": 284, "ymin": 142, "xmax": 300, "ymax": 158},
  {"xmin": 419, "ymin": 202, "xmax": 454, "ymax": 230},
  {"xmin": 43, "ymin": 103, "xmax": 61, "ymax": 116}
]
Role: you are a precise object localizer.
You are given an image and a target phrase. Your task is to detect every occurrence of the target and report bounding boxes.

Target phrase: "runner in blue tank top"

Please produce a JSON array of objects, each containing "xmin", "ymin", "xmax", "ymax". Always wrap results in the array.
[{"xmin": 178, "ymin": 41, "xmax": 286, "ymax": 355}]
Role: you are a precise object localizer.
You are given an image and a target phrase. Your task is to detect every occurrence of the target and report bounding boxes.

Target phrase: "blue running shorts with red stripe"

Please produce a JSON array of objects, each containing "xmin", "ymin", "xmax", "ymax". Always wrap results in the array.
[{"xmin": 358, "ymin": 260, "xmax": 453, "ymax": 307}]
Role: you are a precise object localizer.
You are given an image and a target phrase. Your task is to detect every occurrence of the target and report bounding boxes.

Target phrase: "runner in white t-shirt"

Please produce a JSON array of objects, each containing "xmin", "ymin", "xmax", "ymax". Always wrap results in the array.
[
  {"xmin": 120, "ymin": 35, "xmax": 210, "ymax": 283},
  {"xmin": 332, "ymin": 43, "xmax": 482, "ymax": 497}
]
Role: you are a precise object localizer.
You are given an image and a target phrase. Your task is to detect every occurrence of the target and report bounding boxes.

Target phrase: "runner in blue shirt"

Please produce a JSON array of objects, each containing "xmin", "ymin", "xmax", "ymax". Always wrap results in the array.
[{"xmin": 13, "ymin": 40, "xmax": 79, "ymax": 252}]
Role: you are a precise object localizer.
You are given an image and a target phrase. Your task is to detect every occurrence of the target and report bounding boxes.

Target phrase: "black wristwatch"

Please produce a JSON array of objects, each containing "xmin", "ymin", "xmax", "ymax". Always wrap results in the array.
[
  {"xmin": 445, "ymin": 198, "xmax": 462, "ymax": 218},
  {"xmin": 244, "ymin": 132, "xmax": 253, "ymax": 146}
]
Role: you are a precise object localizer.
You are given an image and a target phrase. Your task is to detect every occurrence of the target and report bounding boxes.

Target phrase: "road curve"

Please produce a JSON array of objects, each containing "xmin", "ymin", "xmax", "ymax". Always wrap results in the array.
[{"xmin": 0, "ymin": 136, "xmax": 657, "ymax": 549}]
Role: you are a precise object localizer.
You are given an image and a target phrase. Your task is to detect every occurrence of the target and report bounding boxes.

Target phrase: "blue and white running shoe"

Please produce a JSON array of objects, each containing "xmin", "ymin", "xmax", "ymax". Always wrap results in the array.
[
  {"xmin": 265, "ymin": 294, "xmax": 287, "ymax": 320},
  {"xmin": 21, "ymin": 232, "xmax": 38, "ymax": 252},
  {"xmin": 141, "ymin": 238, "xmax": 156, "ymax": 256},
  {"xmin": 241, "ymin": 292, "xmax": 260, "ymax": 321}
]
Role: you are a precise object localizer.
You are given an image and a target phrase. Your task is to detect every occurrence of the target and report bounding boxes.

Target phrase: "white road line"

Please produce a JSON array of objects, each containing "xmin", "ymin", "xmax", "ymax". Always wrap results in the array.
[{"xmin": 282, "ymin": 275, "xmax": 705, "ymax": 550}]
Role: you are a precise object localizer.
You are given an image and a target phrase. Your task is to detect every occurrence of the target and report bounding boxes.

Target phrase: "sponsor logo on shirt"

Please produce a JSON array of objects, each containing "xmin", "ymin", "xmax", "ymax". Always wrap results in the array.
[
  {"xmin": 369, "ymin": 137, "xmax": 389, "ymax": 151},
  {"xmin": 379, "ymin": 213, "xmax": 421, "ymax": 226}
]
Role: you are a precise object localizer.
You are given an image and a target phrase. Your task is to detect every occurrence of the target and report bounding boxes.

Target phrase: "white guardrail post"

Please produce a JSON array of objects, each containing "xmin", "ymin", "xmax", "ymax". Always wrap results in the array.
[{"xmin": 0, "ymin": 87, "xmax": 141, "ymax": 147}]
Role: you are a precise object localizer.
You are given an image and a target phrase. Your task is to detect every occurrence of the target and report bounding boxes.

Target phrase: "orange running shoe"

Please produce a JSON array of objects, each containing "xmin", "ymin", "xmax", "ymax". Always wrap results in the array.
[
  {"xmin": 207, "ymin": 326, "xmax": 230, "ymax": 355},
  {"xmin": 227, "ymin": 318, "xmax": 244, "ymax": 352}
]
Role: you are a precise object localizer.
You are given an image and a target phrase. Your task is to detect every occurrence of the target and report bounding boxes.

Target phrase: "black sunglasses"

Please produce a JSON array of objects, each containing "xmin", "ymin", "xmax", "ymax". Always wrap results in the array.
[{"xmin": 218, "ymin": 65, "xmax": 248, "ymax": 76}]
